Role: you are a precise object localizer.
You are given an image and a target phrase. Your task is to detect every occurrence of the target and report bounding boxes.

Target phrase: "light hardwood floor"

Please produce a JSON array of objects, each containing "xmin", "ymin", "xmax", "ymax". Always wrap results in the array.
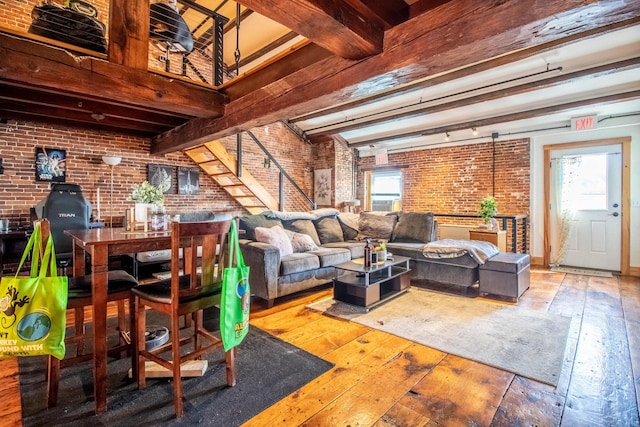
[{"xmin": 2, "ymin": 268, "xmax": 639, "ymax": 426}]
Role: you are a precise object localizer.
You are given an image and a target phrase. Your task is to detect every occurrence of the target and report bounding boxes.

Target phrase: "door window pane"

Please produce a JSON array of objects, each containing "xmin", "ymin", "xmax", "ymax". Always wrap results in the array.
[{"xmin": 562, "ymin": 154, "xmax": 607, "ymax": 211}]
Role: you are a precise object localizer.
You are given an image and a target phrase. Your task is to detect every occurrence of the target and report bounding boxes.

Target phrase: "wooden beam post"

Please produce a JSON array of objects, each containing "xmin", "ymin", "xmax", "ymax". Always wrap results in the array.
[{"xmin": 109, "ymin": 0, "xmax": 150, "ymax": 69}]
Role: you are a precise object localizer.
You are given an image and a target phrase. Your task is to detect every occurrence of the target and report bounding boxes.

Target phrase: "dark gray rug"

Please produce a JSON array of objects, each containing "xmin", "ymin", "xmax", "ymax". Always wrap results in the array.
[{"xmin": 19, "ymin": 308, "xmax": 333, "ymax": 426}]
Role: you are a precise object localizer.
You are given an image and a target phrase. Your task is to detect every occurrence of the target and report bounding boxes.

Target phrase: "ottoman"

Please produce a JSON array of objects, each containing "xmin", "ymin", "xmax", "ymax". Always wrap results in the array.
[{"xmin": 479, "ymin": 253, "xmax": 530, "ymax": 302}]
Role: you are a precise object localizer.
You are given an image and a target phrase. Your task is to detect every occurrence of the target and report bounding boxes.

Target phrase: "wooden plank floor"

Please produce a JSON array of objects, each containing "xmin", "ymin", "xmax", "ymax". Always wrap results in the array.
[{"xmin": 1, "ymin": 268, "xmax": 639, "ymax": 426}]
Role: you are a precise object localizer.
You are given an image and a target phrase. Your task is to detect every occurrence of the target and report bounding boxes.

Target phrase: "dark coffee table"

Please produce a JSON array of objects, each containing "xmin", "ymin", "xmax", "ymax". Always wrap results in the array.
[{"xmin": 333, "ymin": 255, "xmax": 411, "ymax": 311}]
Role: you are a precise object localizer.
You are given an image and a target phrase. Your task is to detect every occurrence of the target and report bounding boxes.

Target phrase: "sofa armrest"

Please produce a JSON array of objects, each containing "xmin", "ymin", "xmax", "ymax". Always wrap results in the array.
[{"xmin": 239, "ymin": 239, "xmax": 281, "ymax": 301}]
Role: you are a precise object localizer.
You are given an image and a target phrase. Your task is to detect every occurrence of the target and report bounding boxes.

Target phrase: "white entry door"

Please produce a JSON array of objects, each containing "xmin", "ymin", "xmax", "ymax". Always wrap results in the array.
[{"xmin": 550, "ymin": 144, "xmax": 622, "ymax": 271}]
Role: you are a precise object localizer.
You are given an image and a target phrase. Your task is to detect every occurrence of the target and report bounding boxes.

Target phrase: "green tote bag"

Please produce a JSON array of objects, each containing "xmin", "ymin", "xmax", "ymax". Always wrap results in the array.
[
  {"xmin": 0, "ymin": 222, "xmax": 68, "ymax": 360},
  {"xmin": 220, "ymin": 220, "xmax": 250, "ymax": 351}
]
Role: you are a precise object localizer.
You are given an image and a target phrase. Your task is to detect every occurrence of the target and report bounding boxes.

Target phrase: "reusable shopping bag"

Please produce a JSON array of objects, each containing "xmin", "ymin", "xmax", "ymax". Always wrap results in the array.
[
  {"xmin": 220, "ymin": 220, "xmax": 250, "ymax": 351},
  {"xmin": 0, "ymin": 222, "xmax": 68, "ymax": 359}
]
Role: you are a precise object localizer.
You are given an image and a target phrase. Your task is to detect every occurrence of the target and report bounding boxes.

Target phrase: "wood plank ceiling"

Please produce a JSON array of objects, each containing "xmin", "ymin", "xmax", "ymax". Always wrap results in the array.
[{"xmin": 1, "ymin": 0, "xmax": 639, "ymax": 154}]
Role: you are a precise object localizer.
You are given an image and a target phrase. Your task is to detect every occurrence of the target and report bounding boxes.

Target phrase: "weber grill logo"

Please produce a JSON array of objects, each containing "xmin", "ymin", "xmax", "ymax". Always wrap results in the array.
[{"xmin": 58, "ymin": 213, "xmax": 76, "ymax": 218}]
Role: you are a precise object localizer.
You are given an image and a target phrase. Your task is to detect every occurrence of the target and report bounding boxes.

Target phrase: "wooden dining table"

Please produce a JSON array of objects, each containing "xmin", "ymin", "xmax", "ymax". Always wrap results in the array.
[{"xmin": 65, "ymin": 227, "xmax": 172, "ymax": 414}]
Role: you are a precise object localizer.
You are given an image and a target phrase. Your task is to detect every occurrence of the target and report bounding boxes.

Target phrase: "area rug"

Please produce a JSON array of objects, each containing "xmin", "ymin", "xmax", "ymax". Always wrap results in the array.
[
  {"xmin": 550, "ymin": 266, "xmax": 613, "ymax": 277},
  {"xmin": 307, "ymin": 288, "xmax": 571, "ymax": 386},
  {"xmin": 18, "ymin": 309, "xmax": 333, "ymax": 426}
]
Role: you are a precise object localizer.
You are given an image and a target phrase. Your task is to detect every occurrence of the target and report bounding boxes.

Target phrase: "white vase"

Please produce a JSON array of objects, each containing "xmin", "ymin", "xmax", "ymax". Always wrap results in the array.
[{"xmin": 134, "ymin": 203, "xmax": 153, "ymax": 223}]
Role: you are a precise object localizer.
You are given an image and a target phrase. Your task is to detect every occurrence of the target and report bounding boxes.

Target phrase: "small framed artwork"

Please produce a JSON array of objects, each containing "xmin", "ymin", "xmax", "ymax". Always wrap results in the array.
[
  {"xmin": 35, "ymin": 147, "xmax": 67, "ymax": 182},
  {"xmin": 178, "ymin": 166, "xmax": 200, "ymax": 195},
  {"xmin": 314, "ymin": 168, "xmax": 332, "ymax": 206},
  {"xmin": 148, "ymin": 164, "xmax": 174, "ymax": 194}
]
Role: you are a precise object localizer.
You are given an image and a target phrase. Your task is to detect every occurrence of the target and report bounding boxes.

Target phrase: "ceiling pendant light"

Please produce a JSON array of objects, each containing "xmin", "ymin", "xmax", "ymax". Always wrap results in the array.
[
  {"xmin": 444, "ymin": 132, "xmax": 450, "ymax": 142},
  {"xmin": 472, "ymin": 127, "xmax": 478, "ymax": 136}
]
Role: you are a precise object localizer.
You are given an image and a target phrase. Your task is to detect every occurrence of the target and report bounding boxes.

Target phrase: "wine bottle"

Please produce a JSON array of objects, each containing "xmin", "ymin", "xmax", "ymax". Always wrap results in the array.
[{"xmin": 364, "ymin": 238, "xmax": 372, "ymax": 267}]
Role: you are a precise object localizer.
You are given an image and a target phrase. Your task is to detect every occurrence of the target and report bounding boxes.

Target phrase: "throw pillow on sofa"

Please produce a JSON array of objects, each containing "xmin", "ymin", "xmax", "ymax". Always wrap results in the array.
[
  {"xmin": 391, "ymin": 211, "xmax": 435, "ymax": 243},
  {"xmin": 283, "ymin": 229, "xmax": 319, "ymax": 252},
  {"xmin": 255, "ymin": 226, "xmax": 293, "ymax": 257},
  {"xmin": 282, "ymin": 218, "xmax": 321, "ymax": 246},
  {"xmin": 357, "ymin": 211, "xmax": 397, "ymax": 241},
  {"xmin": 337, "ymin": 213, "xmax": 359, "ymax": 240},
  {"xmin": 314, "ymin": 216, "xmax": 344, "ymax": 244},
  {"xmin": 239, "ymin": 214, "xmax": 282, "ymax": 240}
]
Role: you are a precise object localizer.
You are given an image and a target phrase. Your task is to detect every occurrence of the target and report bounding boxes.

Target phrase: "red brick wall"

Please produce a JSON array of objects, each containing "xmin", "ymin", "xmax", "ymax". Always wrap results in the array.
[
  {"xmin": 335, "ymin": 142, "xmax": 355, "ymax": 209},
  {"xmin": 0, "ymin": 119, "xmax": 245, "ymax": 227},
  {"xmin": 357, "ymin": 139, "xmax": 530, "ymax": 251}
]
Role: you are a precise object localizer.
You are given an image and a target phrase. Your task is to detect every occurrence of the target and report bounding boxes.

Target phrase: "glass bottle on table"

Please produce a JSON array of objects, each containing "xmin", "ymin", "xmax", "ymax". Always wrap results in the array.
[{"xmin": 364, "ymin": 238, "xmax": 372, "ymax": 267}]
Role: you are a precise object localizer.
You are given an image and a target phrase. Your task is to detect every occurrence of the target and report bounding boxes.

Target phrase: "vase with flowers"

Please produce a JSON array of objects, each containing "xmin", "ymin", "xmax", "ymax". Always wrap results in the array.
[{"xmin": 129, "ymin": 181, "xmax": 164, "ymax": 223}]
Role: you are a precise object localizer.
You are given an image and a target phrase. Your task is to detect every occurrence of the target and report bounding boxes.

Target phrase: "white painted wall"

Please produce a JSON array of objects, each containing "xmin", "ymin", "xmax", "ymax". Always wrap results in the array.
[{"xmin": 530, "ymin": 117, "xmax": 639, "ymax": 270}]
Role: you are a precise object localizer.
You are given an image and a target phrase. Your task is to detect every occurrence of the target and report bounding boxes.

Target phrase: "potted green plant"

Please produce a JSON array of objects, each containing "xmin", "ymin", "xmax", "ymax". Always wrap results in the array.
[
  {"xmin": 478, "ymin": 196, "xmax": 498, "ymax": 229},
  {"xmin": 374, "ymin": 241, "xmax": 387, "ymax": 263},
  {"xmin": 129, "ymin": 181, "xmax": 164, "ymax": 222}
]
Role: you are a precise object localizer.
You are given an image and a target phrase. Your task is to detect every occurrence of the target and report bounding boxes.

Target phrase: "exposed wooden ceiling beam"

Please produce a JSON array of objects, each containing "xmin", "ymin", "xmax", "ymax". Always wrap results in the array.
[
  {"xmin": 291, "ymin": 18, "xmax": 640, "ymax": 123},
  {"xmin": 342, "ymin": 0, "xmax": 409, "ymax": 30},
  {"xmin": 348, "ymin": 90, "xmax": 640, "ymax": 147},
  {"xmin": 0, "ymin": 33, "xmax": 226, "ymax": 118},
  {"xmin": 305, "ymin": 57, "xmax": 640, "ymax": 137},
  {"xmin": 0, "ymin": 84, "xmax": 190, "ymax": 127},
  {"xmin": 235, "ymin": 0, "xmax": 383, "ymax": 59},
  {"xmin": 151, "ymin": 0, "xmax": 640, "ymax": 155},
  {"xmin": 221, "ymin": 43, "xmax": 332, "ymax": 101},
  {"xmin": 0, "ymin": 99, "xmax": 173, "ymax": 134}
]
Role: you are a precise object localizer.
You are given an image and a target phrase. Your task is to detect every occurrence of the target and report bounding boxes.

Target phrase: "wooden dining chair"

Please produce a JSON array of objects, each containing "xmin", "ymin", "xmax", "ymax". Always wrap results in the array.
[
  {"xmin": 131, "ymin": 219, "xmax": 236, "ymax": 418},
  {"xmin": 36, "ymin": 219, "xmax": 139, "ymax": 408}
]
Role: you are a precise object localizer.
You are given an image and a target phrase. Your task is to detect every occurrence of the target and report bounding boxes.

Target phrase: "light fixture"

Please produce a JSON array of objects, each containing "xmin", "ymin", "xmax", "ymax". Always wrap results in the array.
[
  {"xmin": 444, "ymin": 132, "xmax": 450, "ymax": 142},
  {"xmin": 263, "ymin": 157, "xmax": 271, "ymax": 168},
  {"xmin": 91, "ymin": 112, "xmax": 105, "ymax": 121},
  {"xmin": 102, "ymin": 156, "xmax": 122, "ymax": 228},
  {"xmin": 472, "ymin": 127, "xmax": 478, "ymax": 136}
]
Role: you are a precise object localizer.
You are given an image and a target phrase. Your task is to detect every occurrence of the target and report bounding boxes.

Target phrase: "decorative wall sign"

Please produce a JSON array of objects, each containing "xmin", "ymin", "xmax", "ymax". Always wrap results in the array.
[
  {"xmin": 314, "ymin": 168, "xmax": 332, "ymax": 206},
  {"xmin": 35, "ymin": 147, "xmax": 66, "ymax": 182},
  {"xmin": 148, "ymin": 164, "xmax": 174, "ymax": 194},
  {"xmin": 178, "ymin": 166, "xmax": 200, "ymax": 195}
]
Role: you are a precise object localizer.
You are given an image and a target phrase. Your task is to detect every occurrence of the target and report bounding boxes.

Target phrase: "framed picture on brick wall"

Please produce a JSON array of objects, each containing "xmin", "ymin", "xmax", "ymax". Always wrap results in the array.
[
  {"xmin": 178, "ymin": 167, "xmax": 199, "ymax": 195},
  {"xmin": 314, "ymin": 168, "xmax": 332, "ymax": 206},
  {"xmin": 35, "ymin": 147, "xmax": 66, "ymax": 182},
  {"xmin": 148, "ymin": 164, "xmax": 174, "ymax": 194}
]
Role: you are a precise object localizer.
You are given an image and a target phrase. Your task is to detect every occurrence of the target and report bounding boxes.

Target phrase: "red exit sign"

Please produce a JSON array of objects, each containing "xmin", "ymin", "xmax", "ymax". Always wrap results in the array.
[{"xmin": 571, "ymin": 116, "xmax": 597, "ymax": 131}]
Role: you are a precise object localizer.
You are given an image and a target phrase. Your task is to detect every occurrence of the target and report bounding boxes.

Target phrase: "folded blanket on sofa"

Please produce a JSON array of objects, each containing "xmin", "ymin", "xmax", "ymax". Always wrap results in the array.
[{"xmin": 422, "ymin": 239, "xmax": 500, "ymax": 264}]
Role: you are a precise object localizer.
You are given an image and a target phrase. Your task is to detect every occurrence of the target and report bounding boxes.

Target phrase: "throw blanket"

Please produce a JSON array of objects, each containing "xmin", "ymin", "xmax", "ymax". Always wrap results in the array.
[{"xmin": 423, "ymin": 239, "xmax": 500, "ymax": 264}]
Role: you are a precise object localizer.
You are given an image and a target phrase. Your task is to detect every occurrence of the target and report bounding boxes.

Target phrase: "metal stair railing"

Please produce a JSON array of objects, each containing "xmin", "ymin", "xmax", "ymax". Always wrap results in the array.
[{"xmin": 244, "ymin": 130, "xmax": 316, "ymax": 211}]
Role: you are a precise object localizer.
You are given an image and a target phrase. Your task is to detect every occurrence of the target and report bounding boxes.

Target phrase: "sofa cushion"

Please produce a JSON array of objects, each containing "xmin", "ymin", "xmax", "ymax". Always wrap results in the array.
[
  {"xmin": 321, "ymin": 241, "xmax": 365, "ymax": 259},
  {"xmin": 308, "ymin": 247, "xmax": 351, "ymax": 267},
  {"xmin": 283, "ymin": 219, "xmax": 321, "ymax": 246},
  {"xmin": 337, "ymin": 213, "xmax": 359, "ymax": 240},
  {"xmin": 357, "ymin": 211, "xmax": 397, "ymax": 241},
  {"xmin": 280, "ymin": 252, "xmax": 320, "ymax": 275},
  {"xmin": 385, "ymin": 242, "xmax": 427, "ymax": 260},
  {"xmin": 255, "ymin": 226, "xmax": 293, "ymax": 257},
  {"xmin": 239, "ymin": 214, "xmax": 282, "ymax": 241},
  {"xmin": 284, "ymin": 229, "xmax": 319, "ymax": 252},
  {"xmin": 314, "ymin": 216, "xmax": 344, "ymax": 244},
  {"xmin": 391, "ymin": 212, "xmax": 435, "ymax": 243}
]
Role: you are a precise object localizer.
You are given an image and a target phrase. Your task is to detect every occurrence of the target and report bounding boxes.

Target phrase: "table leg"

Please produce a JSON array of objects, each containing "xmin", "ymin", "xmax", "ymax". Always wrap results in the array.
[{"xmin": 91, "ymin": 245, "xmax": 109, "ymax": 414}]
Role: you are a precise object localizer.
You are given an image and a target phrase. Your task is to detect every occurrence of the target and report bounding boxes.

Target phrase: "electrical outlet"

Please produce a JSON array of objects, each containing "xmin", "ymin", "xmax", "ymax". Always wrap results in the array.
[{"xmin": 632, "ymin": 199, "xmax": 640, "ymax": 208}]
